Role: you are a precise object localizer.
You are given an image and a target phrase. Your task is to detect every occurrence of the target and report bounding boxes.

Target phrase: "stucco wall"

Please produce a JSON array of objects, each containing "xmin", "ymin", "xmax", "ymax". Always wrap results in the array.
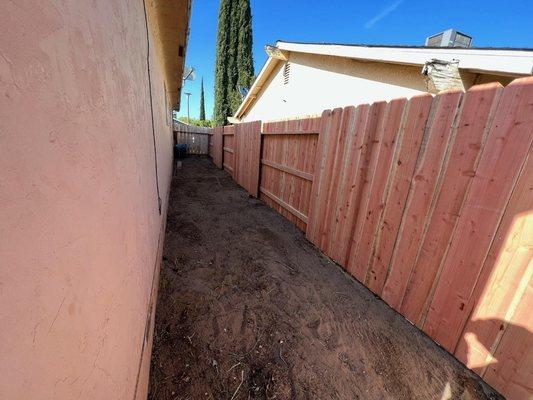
[
  {"xmin": 0, "ymin": 1, "xmax": 174, "ymax": 399},
  {"xmin": 242, "ymin": 52, "xmax": 513, "ymax": 122}
]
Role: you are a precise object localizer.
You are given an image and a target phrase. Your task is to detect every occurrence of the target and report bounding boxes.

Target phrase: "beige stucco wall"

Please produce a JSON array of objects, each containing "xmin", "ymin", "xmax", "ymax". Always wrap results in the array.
[
  {"xmin": 242, "ymin": 52, "xmax": 513, "ymax": 122},
  {"xmin": 0, "ymin": 1, "xmax": 176, "ymax": 399}
]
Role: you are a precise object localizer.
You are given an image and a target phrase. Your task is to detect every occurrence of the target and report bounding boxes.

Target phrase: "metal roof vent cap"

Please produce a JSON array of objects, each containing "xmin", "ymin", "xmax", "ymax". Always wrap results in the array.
[{"xmin": 425, "ymin": 29, "xmax": 473, "ymax": 48}]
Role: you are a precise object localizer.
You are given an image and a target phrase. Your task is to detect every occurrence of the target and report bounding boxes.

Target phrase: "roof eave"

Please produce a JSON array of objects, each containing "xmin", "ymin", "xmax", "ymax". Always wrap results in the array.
[{"xmin": 234, "ymin": 55, "xmax": 281, "ymax": 119}]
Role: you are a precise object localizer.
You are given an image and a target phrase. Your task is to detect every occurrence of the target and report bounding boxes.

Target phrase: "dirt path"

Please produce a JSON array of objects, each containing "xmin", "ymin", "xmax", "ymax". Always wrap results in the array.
[{"xmin": 148, "ymin": 157, "xmax": 502, "ymax": 400}]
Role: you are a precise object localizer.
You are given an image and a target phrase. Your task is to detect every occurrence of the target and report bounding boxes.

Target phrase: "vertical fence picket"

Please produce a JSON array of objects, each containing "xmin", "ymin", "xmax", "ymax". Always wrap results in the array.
[
  {"xmin": 381, "ymin": 90, "xmax": 463, "ymax": 309},
  {"xmin": 346, "ymin": 98, "xmax": 407, "ymax": 282},
  {"xmin": 400, "ymin": 83, "xmax": 503, "ymax": 325},
  {"xmin": 364, "ymin": 94, "xmax": 433, "ymax": 293},
  {"xmin": 423, "ymin": 77, "xmax": 533, "ymax": 351}
]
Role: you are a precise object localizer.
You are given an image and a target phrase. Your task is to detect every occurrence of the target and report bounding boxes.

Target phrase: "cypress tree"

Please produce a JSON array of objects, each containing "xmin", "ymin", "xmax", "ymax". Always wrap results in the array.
[
  {"xmin": 213, "ymin": 0, "xmax": 233, "ymax": 126},
  {"xmin": 199, "ymin": 78, "xmax": 206, "ymax": 121},
  {"xmin": 214, "ymin": 0, "xmax": 254, "ymax": 125},
  {"xmin": 237, "ymin": 0, "xmax": 254, "ymax": 89}
]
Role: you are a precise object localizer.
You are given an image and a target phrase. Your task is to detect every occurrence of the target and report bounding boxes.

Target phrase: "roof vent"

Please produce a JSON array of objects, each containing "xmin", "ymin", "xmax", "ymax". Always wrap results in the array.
[
  {"xmin": 425, "ymin": 29, "xmax": 473, "ymax": 48},
  {"xmin": 283, "ymin": 62, "xmax": 291, "ymax": 85}
]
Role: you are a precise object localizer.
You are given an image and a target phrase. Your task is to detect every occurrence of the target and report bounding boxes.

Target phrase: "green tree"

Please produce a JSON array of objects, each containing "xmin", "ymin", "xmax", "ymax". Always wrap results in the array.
[
  {"xmin": 199, "ymin": 78, "xmax": 206, "ymax": 121},
  {"xmin": 213, "ymin": 0, "xmax": 233, "ymax": 126},
  {"xmin": 236, "ymin": 0, "xmax": 254, "ymax": 89},
  {"xmin": 178, "ymin": 117, "xmax": 213, "ymax": 128},
  {"xmin": 214, "ymin": 0, "xmax": 254, "ymax": 125}
]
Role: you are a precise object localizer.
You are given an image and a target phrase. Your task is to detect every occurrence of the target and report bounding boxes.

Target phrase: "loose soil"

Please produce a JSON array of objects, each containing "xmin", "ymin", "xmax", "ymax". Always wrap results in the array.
[{"xmin": 148, "ymin": 157, "xmax": 502, "ymax": 400}]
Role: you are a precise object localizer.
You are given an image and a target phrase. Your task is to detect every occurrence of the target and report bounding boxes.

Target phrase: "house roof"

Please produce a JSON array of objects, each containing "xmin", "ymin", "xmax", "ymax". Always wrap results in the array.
[{"xmin": 234, "ymin": 40, "xmax": 533, "ymax": 119}]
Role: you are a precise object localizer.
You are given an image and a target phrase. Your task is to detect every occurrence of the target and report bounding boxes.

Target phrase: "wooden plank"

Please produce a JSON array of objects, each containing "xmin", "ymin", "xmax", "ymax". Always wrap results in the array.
[
  {"xmin": 212, "ymin": 126, "xmax": 224, "ymax": 169},
  {"xmin": 364, "ymin": 94, "xmax": 433, "ymax": 292},
  {"xmin": 223, "ymin": 132, "xmax": 235, "ymax": 178},
  {"xmin": 335, "ymin": 101, "xmax": 387, "ymax": 265},
  {"xmin": 306, "ymin": 109, "xmax": 344, "ymax": 245},
  {"xmin": 223, "ymin": 163, "xmax": 234, "ymax": 173},
  {"xmin": 234, "ymin": 120, "xmax": 262, "ymax": 197},
  {"xmin": 223, "ymin": 147, "xmax": 234, "ymax": 154},
  {"xmin": 261, "ymin": 130, "xmax": 320, "ymax": 135},
  {"xmin": 328, "ymin": 105, "xmax": 371, "ymax": 267},
  {"xmin": 381, "ymin": 90, "xmax": 463, "ymax": 309},
  {"xmin": 346, "ymin": 98, "xmax": 407, "ymax": 281},
  {"xmin": 481, "ymin": 276, "xmax": 533, "ymax": 399},
  {"xmin": 423, "ymin": 77, "xmax": 533, "ymax": 352},
  {"xmin": 261, "ymin": 159, "xmax": 313, "ymax": 181},
  {"xmin": 259, "ymin": 187, "xmax": 308, "ymax": 223},
  {"xmin": 400, "ymin": 83, "xmax": 503, "ymax": 325},
  {"xmin": 320, "ymin": 106, "xmax": 362, "ymax": 255},
  {"xmin": 260, "ymin": 118, "xmax": 319, "ymax": 230},
  {"xmin": 453, "ymin": 147, "xmax": 532, "ymax": 374}
]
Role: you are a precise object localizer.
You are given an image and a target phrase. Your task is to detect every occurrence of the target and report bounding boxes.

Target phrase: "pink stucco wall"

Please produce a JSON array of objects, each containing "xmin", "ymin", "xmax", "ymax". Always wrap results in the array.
[{"xmin": 0, "ymin": 1, "xmax": 174, "ymax": 398}]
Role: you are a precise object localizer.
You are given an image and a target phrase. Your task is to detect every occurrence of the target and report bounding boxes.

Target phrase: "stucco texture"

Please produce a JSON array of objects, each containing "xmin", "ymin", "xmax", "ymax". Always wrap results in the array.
[{"xmin": 0, "ymin": 1, "xmax": 173, "ymax": 399}]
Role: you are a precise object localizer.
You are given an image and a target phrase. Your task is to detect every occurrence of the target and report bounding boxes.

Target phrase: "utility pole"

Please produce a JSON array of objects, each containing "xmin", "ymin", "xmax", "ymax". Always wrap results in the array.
[{"xmin": 185, "ymin": 92, "xmax": 192, "ymax": 124}]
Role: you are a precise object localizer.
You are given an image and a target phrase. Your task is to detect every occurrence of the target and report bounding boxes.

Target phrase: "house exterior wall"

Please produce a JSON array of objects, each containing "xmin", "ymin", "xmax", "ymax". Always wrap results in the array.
[
  {"xmin": 0, "ymin": 1, "xmax": 178, "ymax": 399},
  {"xmin": 241, "ymin": 52, "xmax": 513, "ymax": 122}
]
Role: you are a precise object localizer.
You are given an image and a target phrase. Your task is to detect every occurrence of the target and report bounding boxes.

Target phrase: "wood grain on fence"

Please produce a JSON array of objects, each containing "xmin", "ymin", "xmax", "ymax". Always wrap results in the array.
[
  {"xmin": 211, "ymin": 77, "xmax": 533, "ymax": 400},
  {"xmin": 222, "ymin": 125, "xmax": 236, "ymax": 176},
  {"xmin": 261, "ymin": 117, "xmax": 321, "ymax": 231},
  {"xmin": 232, "ymin": 121, "xmax": 262, "ymax": 197},
  {"xmin": 399, "ymin": 83, "xmax": 503, "ymax": 325},
  {"xmin": 422, "ymin": 78, "xmax": 533, "ymax": 350},
  {"xmin": 212, "ymin": 126, "xmax": 223, "ymax": 169}
]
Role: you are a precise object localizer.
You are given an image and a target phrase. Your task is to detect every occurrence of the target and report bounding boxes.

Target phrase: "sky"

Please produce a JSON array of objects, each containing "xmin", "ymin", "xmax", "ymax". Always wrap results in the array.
[{"xmin": 177, "ymin": 0, "xmax": 533, "ymax": 120}]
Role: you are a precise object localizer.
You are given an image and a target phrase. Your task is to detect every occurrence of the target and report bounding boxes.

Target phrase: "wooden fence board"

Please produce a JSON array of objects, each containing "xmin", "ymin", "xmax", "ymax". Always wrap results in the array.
[
  {"xmin": 327, "ymin": 104, "xmax": 373, "ymax": 270},
  {"xmin": 481, "ymin": 278, "xmax": 533, "ymax": 399},
  {"xmin": 223, "ymin": 126, "xmax": 235, "ymax": 177},
  {"xmin": 400, "ymin": 83, "xmax": 503, "ymax": 325},
  {"xmin": 364, "ymin": 94, "xmax": 433, "ymax": 293},
  {"xmin": 338, "ymin": 102, "xmax": 388, "ymax": 267},
  {"xmin": 322, "ymin": 106, "xmax": 368, "ymax": 257},
  {"xmin": 260, "ymin": 118, "xmax": 320, "ymax": 231},
  {"xmin": 346, "ymin": 98, "xmax": 407, "ymax": 281},
  {"xmin": 212, "ymin": 126, "xmax": 223, "ymax": 169},
  {"xmin": 453, "ymin": 147, "xmax": 533, "ymax": 376},
  {"xmin": 381, "ymin": 91, "xmax": 463, "ymax": 309},
  {"xmin": 234, "ymin": 121, "xmax": 262, "ymax": 196},
  {"xmin": 306, "ymin": 108, "xmax": 345, "ymax": 247},
  {"xmin": 423, "ymin": 77, "xmax": 533, "ymax": 351}
]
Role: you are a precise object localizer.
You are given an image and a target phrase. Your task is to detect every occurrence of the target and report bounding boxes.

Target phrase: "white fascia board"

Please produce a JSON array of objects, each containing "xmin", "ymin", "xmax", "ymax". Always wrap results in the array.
[
  {"xmin": 234, "ymin": 56, "xmax": 280, "ymax": 119},
  {"xmin": 277, "ymin": 42, "xmax": 533, "ymax": 76}
]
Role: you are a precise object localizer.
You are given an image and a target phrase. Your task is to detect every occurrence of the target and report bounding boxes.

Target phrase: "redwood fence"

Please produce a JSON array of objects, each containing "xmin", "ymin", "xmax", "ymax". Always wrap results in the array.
[{"xmin": 210, "ymin": 78, "xmax": 533, "ymax": 400}]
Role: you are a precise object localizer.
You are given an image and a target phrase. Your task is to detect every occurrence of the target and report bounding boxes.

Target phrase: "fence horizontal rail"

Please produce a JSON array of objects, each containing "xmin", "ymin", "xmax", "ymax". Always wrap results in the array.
[
  {"xmin": 260, "ymin": 159, "xmax": 314, "ymax": 181},
  {"xmin": 261, "ymin": 130, "xmax": 319, "ymax": 135}
]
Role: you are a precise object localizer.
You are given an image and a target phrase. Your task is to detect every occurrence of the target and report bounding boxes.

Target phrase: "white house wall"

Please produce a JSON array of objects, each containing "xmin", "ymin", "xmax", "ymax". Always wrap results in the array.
[
  {"xmin": 242, "ymin": 52, "xmax": 429, "ymax": 122},
  {"xmin": 241, "ymin": 52, "xmax": 513, "ymax": 123}
]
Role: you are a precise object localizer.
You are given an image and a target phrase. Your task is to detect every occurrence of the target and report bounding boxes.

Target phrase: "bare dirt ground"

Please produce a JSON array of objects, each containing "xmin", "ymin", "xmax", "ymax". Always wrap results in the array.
[{"xmin": 148, "ymin": 157, "xmax": 502, "ymax": 400}]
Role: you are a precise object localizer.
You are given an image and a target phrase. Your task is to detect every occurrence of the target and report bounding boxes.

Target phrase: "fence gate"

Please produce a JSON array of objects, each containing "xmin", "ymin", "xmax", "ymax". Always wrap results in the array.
[
  {"xmin": 222, "ymin": 125, "xmax": 236, "ymax": 177},
  {"xmin": 260, "ymin": 117, "xmax": 321, "ymax": 231},
  {"xmin": 234, "ymin": 121, "xmax": 262, "ymax": 197}
]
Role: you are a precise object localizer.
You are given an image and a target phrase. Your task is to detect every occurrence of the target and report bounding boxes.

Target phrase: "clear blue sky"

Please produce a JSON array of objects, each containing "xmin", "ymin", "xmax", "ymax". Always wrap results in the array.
[{"xmin": 177, "ymin": 0, "xmax": 533, "ymax": 120}]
